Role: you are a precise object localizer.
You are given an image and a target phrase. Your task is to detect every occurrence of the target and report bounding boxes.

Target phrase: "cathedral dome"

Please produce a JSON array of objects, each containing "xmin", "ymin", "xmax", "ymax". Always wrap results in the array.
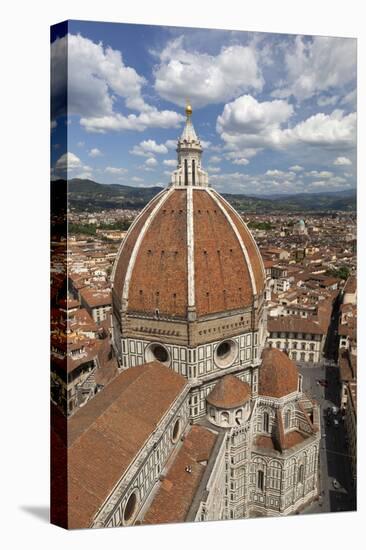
[
  {"xmin": 207, "ymin": 375, "xmax": 251, "ymax": 409},
  {"xmin": 259, "ymin": 348, "xmax": 299, "ymax": 398},
  {"xmin": 112, "ymin": 185, "xmax": 265, "ymax": 320},
  {"xmin": 112, "ymin": 106, "xmax": 265, "ymax": 323}
]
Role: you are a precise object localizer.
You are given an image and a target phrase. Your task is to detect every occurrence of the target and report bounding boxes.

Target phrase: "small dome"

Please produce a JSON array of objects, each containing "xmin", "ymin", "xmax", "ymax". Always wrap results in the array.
[
  {"xmin": 207, "ymin": 375, "xmax": 251, "ymax": 409},
  {"xmin": 259, "ymin": 348, "xmax": 299, "ymax": 398}
]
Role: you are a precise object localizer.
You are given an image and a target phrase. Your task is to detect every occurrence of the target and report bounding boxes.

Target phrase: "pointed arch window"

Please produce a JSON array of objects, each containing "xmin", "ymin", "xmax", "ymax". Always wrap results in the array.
[
  {"xmin": 263, "ymin": 411, "xmax": 269, "ymax": 432},
  {"xmin": 284, "ymin": 409, "xmax": 291, "ymax": 429},
  {"xmin": 298, "ymin": 464, "xmax": 304, "ymax": 484},
  {"xmin": 221, "ymin": 411, "xmax": 230, "ymax": 425},
  {"xmin": 184, "ymin": 159, "xmax": 188, "ymax": 186},
  {"xmin": 257, "ymin": 470, "xmax": 264, "ymax": 491}
]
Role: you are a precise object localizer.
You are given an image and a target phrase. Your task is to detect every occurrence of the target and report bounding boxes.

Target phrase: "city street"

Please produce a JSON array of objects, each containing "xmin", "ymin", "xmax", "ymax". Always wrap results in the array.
[{"xmin": 298, "ymin": 362, "xmax": 356, "ymax": 515}]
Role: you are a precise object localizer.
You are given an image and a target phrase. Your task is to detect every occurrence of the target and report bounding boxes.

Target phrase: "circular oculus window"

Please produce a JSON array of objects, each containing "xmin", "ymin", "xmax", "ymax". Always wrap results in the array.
[
  {"xmin": 171, "ymin": 418, "xmax": 182, "ymax": 443},
  {"xmin": 145, "ymin": 343, "xmax": 171, "ymax": 366},
  {"xmin": 214, "ymin": 339, "xmax": 238, "ymax": 368},
  {"xmin": 123, "ymin": 490, "xmax": 139, "ymax": 525}
]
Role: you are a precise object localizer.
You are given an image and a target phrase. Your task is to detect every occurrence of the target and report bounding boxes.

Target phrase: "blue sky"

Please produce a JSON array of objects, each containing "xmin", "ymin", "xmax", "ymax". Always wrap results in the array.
[{"xmin": 51, "ymin": 21, "xmax": 356, "ymax": 195}]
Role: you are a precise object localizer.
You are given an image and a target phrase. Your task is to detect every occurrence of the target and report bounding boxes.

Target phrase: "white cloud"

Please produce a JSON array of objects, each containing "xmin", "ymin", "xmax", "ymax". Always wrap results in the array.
[
  {"xmin": 55, "ymin": 152, "xmax": 82, "ymax": 172},
  {"xmin": 154, "ymin": 36, "xmax": 263, "ymax": 108},
  {"xmin": 163, "ymin": 159, "xmax": 177, "ymax": 167},
  {"xmin": 225, "ymin": 149, "xmax": 257, "ymax": 163},
  {"xmin": 218, "ymin": 95, "xmax": 355, "ymax": 158},
  {"xmin": 80, "ymin": 109, "xmax": 184, "ymax": 133},
  {"xmin": 54, "ymin": 151, "xmax": 93, "ymax": 179},
  {"xmin": 88, "ymin": 147, "xmax": 102, "ymax": 157},
  {"xmin": 207, "ymin": 166, "xmax": 221, "ymax": 173},
  {"xmin": 51, "ymin": 33, "xmax": 184, "ymax": 132},
  {"xmin": 282, "ymin": 110, "xmax": 356, "ymax": 148},
  {"xmin": 317, "ymin": 95, "xmax": 339, "ymax": 107},
  {"xmin": 75, "ymin": 171, "xmax": 93, "ymax": 180},
  {"xmin": 266, "ymin": 169, "xmax": 286, "ymax": 177},
  {"xmin": 130, "ymin": 139, "xmax": 168, "ymax": 157},
  {"xmin": 201, "ymin": 140, "xmax": 211, "ymax": 150},
  {"xmin": 305, "ymin": 170, "xmax": 333, "ymax": 179},
  {"xmin": 105, "ymin": 166, "xmax": 128, "ymax": 174},
  {"xmin": 209, "ymin": 155, "xmax": 221, "ymax": 164},
  {"xmin": 131, "ymin": 176, "xmax": 144, "ymax": 182},
  {"xmin": 265, "ymin": 169, "xmax": 297, "ymax": 181},
  {"xmin": 232, "ymin": 158, "xmax": 250, "ymax": 166},
  {"xmin": 334, "ymin": 156, "xmax": 352, "ymax": 166},
  {"xmin": 217, "ymin": 94, "xmax": 293, "ymax": 152},
  {"xmin": 213, "ymin": 90, "xmax": 357, "ymax": 177},
  {"xmin": 165, "ymin": 139, "xmax": 177, "ymax": 149},
  {"xmin": 341, "ymin": 89, "xmax": 356, "ymax": 106},
  {"xmin": 209, "ymin": 168, "xmax": 351, "ymax": 195},
  {"xmin": 272, "ymin": 36, "xmax": 356, "ymax": 101},
  {"xmin": 145, "ymin": 157, "xmax": 158, "ymax": 167},
  {"xmin": 217, "ymin": 95, "xmax": 293, "ymax": 136}
]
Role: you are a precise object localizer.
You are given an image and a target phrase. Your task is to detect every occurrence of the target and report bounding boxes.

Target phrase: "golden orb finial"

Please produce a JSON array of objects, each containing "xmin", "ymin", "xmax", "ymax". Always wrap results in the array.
[{"xmin": 185, "ymin": 100, "xmax": 192, "ymax": 118}]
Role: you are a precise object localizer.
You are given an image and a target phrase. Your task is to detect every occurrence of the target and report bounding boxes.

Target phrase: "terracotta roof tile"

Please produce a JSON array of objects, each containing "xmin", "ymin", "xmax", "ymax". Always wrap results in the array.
[
  {"xmin": 112, "ymin": 193, "xmax": 163, "ymax": 301},
  {"xmin": 207, "ymin": 375, "xmax": 251, "ymax": 408},
  {"xmin": 284, "ymin": 430, "xmax": 308, "ymax": 448},
  {"xmin": 112, "ymin": 187, "xmax": 265, "ymax": 320},
  {"xmin": 80, "ymin": 288, "xmax": 111, "ymax": 308},
  {"xmin": 268, "ymin": 317, "xmax": 324, "ymax": 335},
  {"xmin": 128, "ymin": 189, "xmax": 188, "ymax": 317},
  {"xmin": 344, "ymin": 275, "xmax": 357, "ymax": 294},
  {"xmin": 259, "ymin": 348, "xmax": 299, "ymax": 398},
  {"xmin": 60, "ymin": 362, "xmax": 188, "ymax": 528},
  {"xmin": 142, "ymin": 425, "xmax": 217, "ymax": 525},
  {"xmin": 215, "ymin": 191, "xmax": 265, "ymax": 296}
]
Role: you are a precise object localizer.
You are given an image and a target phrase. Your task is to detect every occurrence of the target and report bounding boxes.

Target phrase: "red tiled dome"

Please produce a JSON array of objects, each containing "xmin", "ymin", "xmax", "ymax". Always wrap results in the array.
[
  {"xmin": 207, "ymin": 375, "xmax": 251, "ymax": 409},
  {"xmin": 259, "ymin": 348, "xmax": 299, "ymax": 398},
  {"xmin": 112, "ymin": 186, "xmax": 265, "ymax": 320}
]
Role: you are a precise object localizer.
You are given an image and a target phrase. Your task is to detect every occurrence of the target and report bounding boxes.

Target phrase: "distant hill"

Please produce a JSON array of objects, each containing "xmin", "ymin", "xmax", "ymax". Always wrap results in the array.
[
  {"xmin": 227, "ymin": 188, "xmax": 356, "ymax": 213},
  {"xmin": 56, "ymin": 178, "xmax": 356, "ymax": 213},
  {"xmin": 64, "ymin": 178, "xmax": 163, "ymax": 210}
]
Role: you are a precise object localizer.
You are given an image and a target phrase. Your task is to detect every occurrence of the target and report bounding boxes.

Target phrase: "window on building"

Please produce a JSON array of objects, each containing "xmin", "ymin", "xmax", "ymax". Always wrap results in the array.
[
  {"xmin": 301, "ymin": 352, "xmax": 306, "ymax": 361},
  {"xmin": 268, "ymin": 462, "xmax": 281, "ymax": 490},
  {"xmin": 123, "ymin": 491, "xmax": 139, "ymax": 525},
  {"xmin": 171, "ymin": 418, "xmax": 182, "ymax": 443},
  {"xmin": 263, "ymin": 412, "xmax": 269, "ymax": 432},
  {"xmin": 298, "ymin": 464, "xmax": 304, "ymax": 484},
  {"xmin": 276, "ymin": 341, "xmax": 281, "ymax": 349},
  {"xmin": 293, "ymin": 342, "xmax": 297, "ymax": 349},
  {"xmin": 221, "ymin": 411, "xmax": 229, "ymax": 425},
  {"xmin": 192, "ymin": 159, "xmax": 196, "ymax": 186},
  {"xmin": 184, "ymin": 158, "xmax": 188, "ymax": 185},
  {"xmin": 257, "ymin": 470, "xmax": 264, "ymax": 491},
  {"xmin": 309, "ymin": 353, "xmax": 314, "ymax": 363},
  {"xmin": 284, "ymin": 410, "xmax": 291, "ymax": 429},
  {"xmin": 291, "ymin": 352, "xmax": 297, "ymax": 360},
  {"xmin": 310, "ymin": 343, "xmax": 315, "ymax": 351}
]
